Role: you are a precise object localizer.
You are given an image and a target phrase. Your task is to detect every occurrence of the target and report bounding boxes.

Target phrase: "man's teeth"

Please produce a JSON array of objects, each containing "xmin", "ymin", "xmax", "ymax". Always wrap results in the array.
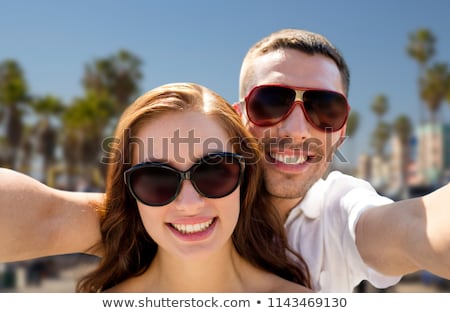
[
  {"xmin": 171, "ymin": 219, "xmax": 214, "ymax": 234},
  {"xmin": 271, "ymin": 153, "xmax": 307, "ymax": 165}
]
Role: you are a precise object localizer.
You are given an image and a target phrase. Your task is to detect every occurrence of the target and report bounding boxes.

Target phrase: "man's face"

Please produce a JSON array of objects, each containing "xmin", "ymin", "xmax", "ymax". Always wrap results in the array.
[{"xmin": 240, "ymin": 49, "xmax": 347, "ymax": 214}]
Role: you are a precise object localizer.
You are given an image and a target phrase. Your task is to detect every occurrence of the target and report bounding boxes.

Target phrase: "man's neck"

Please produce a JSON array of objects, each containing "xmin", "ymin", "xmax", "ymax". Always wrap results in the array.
[{"xmin": 270, "ymin": 196, "xmax": 303, "ymax": 221}]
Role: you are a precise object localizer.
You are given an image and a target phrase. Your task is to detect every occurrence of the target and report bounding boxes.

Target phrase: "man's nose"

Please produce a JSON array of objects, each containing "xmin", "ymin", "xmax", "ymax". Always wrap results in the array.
[{"xmin": 277, "ymin": 102, "xmax": 312, "ymax": 140}]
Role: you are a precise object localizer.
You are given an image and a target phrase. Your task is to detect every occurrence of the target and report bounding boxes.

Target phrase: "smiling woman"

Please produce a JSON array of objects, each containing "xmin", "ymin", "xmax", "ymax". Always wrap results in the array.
[{"xmin": 76, "ymin": 82, "xmax": 312, "ymax": 293}]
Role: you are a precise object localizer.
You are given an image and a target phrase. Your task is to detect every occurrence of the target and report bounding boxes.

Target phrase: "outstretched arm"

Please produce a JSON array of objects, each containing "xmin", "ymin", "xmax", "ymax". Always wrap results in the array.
[
  {"xmin": 0, "ymin": 168, "xmax": 103, "ymax": 262},
  {"xmin": 356, "ymin": 183, "xmax": 450, "ymax": 278}
]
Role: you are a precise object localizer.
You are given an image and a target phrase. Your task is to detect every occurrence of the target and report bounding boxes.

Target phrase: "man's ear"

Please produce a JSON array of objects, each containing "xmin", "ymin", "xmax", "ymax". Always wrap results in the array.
[{"xmin": 232, "ymin": 102, "xmax": 242, "ymax": 116}]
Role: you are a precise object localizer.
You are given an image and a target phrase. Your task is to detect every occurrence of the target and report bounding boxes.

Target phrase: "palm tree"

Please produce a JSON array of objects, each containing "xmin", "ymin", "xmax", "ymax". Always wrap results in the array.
[
  {"xmin": 370, "ymin": 94, "xmax": 389, "ymax": 123},
  {"xmin": 62, "ymin": 91, "xmax": 114, "ymax": 190},
  {"xmin": 393, "ymin": 115, "xmax": 412, "ymax": 198},
  {"xmin": 419, "ymin": 63, "xmax": 450, "ymax": 186},
  {"xmin": 32, "ymin": 94, "xmax": 65, "ymax": 182},
  {"xmin": 80, "ymin": 50, "xmax": 143, "ymax": 183},
  {"xmin": 344, "ymin": 111, "xmax": 359, "ymax": 166},
  {"xmin": 370, "ymin": 121, "xmax": 391, "ymax": 192},
  {"xmin": 371, "ymin": 121, "xmax": 391, "ymax": 157},
  {"xmin": 0, "ymin": 136, "xmax": 6, "ymax": 166},
  {"xmin": 447, "ymin": 73, "xmax": 450, "ymax": 107},
  {"xmin": 420, "ymin": 62, "xmax": 450, "ymax": 123},
  {"xmin": 393, "ymin": 116, "xmax": 412, "ymax": 147},
  {"xmin": 0, "ymin": 60, "xmax": 29, "ymax": 169},
  {"xmin": 370, "ymin": 94, "xmax": 390, "ymax": 158},
  {"xmin": 82, "ymin": 50, "xmax": 142, "ymax": 117},
  {"xmin": 406, "ymin": 28, "xmax": 436, "ymax": 124},
  {"xmin": 18, "ymin": 124, "xmax": 34, "ymax": 174},
  {"xmin": 346, "ymin": 111, "xmax": 359, "ymax": 138}
]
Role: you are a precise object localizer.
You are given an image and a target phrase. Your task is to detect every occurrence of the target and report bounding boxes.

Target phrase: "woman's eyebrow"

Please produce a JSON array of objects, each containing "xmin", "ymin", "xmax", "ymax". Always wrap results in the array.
[{"xmin": 143, "ymin": 150, "xmax": 230, "ymax": 164}]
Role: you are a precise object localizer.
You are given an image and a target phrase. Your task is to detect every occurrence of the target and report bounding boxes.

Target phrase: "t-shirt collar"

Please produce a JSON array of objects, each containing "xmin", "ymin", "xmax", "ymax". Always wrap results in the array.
[{"xmin": 286, "ymin": 178, "xmax": 325, "ymax": 222}]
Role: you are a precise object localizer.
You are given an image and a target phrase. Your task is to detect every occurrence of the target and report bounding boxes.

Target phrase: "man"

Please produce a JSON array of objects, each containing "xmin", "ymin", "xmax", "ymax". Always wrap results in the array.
[
  {"xmin": 1, "ymin": 29, "xmax": 449, "ymax": 292},
  {"xmin": 233, "ymin": 28, "xmax": 450, "ymax": 291}
]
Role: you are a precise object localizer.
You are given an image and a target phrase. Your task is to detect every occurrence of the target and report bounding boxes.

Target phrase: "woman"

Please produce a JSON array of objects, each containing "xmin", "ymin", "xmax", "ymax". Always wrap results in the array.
[{"xmin": 76, "ymin": 82, "xmax": 311, "ymax": 292}]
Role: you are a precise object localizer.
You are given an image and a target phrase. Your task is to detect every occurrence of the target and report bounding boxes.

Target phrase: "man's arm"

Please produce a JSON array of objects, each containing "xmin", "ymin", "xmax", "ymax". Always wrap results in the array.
[
  {"xmin": 0, "ymin": 168, "xmax": 103, "ymax": 262},
  {"xmin": 356, "ymin": 183, "xmax": 450, "ymax": 278}
]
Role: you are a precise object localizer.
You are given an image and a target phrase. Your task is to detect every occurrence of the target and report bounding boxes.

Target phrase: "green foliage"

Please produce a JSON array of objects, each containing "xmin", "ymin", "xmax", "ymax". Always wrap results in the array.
[
  {"xmin": 371, "ymin": 121, "xmax": 391, "ymax": 156},
  {"xmin": 420, "ymin": 62, "xmax": 450, "ymax": 121},
  {"xmin": 32, "ymin": 94, "xmax": 65, "ymax": 115},
  {"xmin": 0, "ymin": 59, "xmax": 30, "ymax": 169},
  {"xmin": 370, "ymin": 94, "xmax": 389, "ymax": 120},
  {"xmin": 0, "ymin": 50, "xmax": 144, "ymax": 178},
  {"xmin": 0, "ymin": 60, "xmax": 29, "ymax": 105},
  {"xmin": 346, "ymin": 111, "xmax": 359, "ymax": 138},
  {"xmin": 406, "ymin": 28, "xmax": 450, "ymax": 123},
  {"xmin": 393, "ymin": 115, "xmax": 412, "ymax": 144},
  {"xmin": 63, "ymin": 91, "xmax": 114, "ymax": 132},
  {"xmin": 447, "ymin": 76, "xmax": 450, "ymax": 106},
  {"xmin": 406, "ymin": 28, "xmax": 436, "ymax": 65},
  {"xmin": 82, "ymin": 50, "xmax": 142, "ymax": 116}
]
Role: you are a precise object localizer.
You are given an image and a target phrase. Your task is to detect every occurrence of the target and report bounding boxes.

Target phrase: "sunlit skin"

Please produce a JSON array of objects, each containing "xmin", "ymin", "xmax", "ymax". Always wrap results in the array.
[{"xmin": 240, "ymin": 49, "xmax": 347, "ymax": 218}]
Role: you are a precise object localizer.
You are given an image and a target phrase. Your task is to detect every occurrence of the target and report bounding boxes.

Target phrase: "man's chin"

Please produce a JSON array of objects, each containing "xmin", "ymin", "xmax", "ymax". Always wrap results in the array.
[
  {"xmin": 263, "ymin": 174, "xmax": 307, "ymax": 199},
  {"xmin": 263, "ymin": 163, "xmax": 323, "ymax": 199}
]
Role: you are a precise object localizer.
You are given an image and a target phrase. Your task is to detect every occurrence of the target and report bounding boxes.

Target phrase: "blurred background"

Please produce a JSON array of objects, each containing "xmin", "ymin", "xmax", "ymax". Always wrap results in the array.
[{"xmin": 1, "ymin": 0, "xmax": 450, "ymax": 292}]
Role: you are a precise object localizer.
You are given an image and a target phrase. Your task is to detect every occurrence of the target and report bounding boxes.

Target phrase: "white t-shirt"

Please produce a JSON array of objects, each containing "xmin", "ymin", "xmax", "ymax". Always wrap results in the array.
[{"xmin": 285, "ymin": 171, "xmax": 402, "ymax": 292}]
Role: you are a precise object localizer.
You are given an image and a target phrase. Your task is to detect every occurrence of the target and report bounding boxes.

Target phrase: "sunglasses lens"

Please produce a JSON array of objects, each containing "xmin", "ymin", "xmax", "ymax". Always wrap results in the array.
[
  {"xmin": 126, "ymin": 153, "xmax": 243, "ymax": 206},
  {"xmin": 303, "ymin": 90, "xmax": 348, "ymax": 131},
  {"xmin": 193, "ymin": 154, "xmax": 242, "ymax": 198},
  {"xmin": 247, "ymin": 86, "xmax": 295, "ymax": 125},
  {"xmin": 129, "ymin": 167, "xmax": 180, "ymax": 206},
  {"xmin": 247, "ymin": 86, "xmax": 348, "ymax": 131}
]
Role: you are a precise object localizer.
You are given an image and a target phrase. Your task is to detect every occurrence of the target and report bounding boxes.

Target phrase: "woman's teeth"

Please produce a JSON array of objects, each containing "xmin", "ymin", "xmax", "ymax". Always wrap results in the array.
[{"xmin": 171, "ymin": 219, "xmax": 214, "ymax": 234}]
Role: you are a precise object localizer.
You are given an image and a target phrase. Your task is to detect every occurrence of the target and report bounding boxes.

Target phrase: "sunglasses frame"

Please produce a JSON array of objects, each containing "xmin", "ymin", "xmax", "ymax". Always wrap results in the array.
[
  {"xmin": 243, "ymin": 84, "xmax": 350, "ymax": 132},
  {"xmin": 124, "ymin": 152, "xmax": 246, "ymax": 206}
]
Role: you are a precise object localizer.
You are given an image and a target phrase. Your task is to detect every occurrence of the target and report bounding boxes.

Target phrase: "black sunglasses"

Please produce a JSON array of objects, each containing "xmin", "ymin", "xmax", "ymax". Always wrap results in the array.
[
  {"xmin": 124, "ymin": 152, "xmax": 245, "ymax": 206},
  {"xmin": 244, "ymin": 84, "xmax": 350, "ymax": 132}
]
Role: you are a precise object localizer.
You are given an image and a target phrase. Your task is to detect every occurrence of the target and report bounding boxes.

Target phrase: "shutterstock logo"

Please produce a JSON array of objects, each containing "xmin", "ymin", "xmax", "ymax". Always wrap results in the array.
[
  {"xmin": 100, "ymin": 128, "xmax": 349, "ymax": 165},
  {"xmin": 259, "ymin": 128, "xmax": 348, "ymax": 164},
  {"xmin": 100, "ymin": 128, "xmax": 259, "ymax": 165}
]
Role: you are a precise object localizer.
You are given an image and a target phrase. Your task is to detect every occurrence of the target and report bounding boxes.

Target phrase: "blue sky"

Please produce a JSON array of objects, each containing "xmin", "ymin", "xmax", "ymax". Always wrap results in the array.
[{"xmin": 1, "ymin": 0, "xmax": 450, "ymax": 165}]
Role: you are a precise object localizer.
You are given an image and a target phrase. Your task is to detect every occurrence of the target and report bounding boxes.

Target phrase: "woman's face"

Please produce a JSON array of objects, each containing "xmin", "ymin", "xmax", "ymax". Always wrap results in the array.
[{"xmin": 132, "ymin": 111, "xmax": 240, "ymax": 259}]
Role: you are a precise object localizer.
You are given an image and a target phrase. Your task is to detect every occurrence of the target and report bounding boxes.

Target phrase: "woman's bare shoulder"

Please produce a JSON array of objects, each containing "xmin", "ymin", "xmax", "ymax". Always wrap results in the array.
[
  {"xmin": 269, "ymin": 275, "xmax": 314, "ymax": 293},
  {"xmin": 274, "ymin": 280, "xmax": 313, "ymax": 293},
  {"xmin": 250, "ymin": 271, "xmax": 313, "ymax": 293}
]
